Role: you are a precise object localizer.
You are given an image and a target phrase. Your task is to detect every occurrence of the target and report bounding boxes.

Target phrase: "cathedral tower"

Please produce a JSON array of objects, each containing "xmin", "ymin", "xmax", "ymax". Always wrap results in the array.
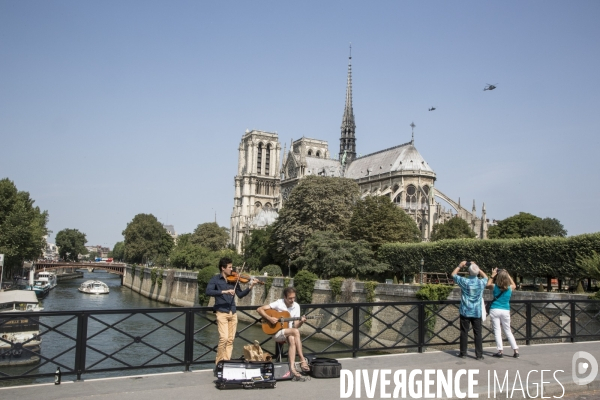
[{"xmin": 339, "ymin": 46, "xmax": 356, "ymax": 164}]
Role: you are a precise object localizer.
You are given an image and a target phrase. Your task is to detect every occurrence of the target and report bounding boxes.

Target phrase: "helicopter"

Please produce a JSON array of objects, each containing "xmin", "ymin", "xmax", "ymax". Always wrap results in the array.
[
  {"xmin": 428, "ymin": 107, "xmax": 436, "ymax": 111},
  {"xmin": 483, "ymin": 83, "xmax": 497, "ymax": 91}
]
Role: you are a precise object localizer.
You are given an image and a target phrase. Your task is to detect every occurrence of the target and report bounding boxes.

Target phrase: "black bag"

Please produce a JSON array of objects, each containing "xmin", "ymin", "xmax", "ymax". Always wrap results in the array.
[
  {"xmin": 486, "ymin": 289, "xmax": 507, "ymax": 315},
  {"xmin": 308, "ymin": 357, "xmax": 342, "ymax": 379},
  {"xmin": 214, "ymin": 360, "xmax": 277, "ymax": 389}
]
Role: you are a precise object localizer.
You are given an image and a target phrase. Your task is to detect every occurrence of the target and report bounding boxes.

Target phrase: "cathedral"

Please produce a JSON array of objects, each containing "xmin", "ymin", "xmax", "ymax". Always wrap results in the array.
[{"xmin": 230, "ymin": 54, "xmax": 488, "ymax": 252}]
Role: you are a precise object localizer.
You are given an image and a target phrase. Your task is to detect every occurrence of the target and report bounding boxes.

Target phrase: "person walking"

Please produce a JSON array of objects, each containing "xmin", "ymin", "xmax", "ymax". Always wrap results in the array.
[
  {"xmin": 451, "ymin": 260, "xmax": 488, "ymax": 360},
  {"xmin": 486, "ymin": 268, "xmax": 519, "ymax": 358},
  {"xmin": 206, "ymin": 257, "xmax": 259, "ymax": 364}
]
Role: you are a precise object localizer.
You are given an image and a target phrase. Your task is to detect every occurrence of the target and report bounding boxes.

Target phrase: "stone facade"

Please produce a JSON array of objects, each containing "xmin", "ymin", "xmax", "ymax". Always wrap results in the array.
[{"xmin": 230, "ymin": 54, "xmax": 489, "ymax": 247}]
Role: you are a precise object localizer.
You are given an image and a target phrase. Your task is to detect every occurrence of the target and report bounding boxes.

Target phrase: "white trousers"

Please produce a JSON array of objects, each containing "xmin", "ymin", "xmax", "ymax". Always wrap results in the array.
[{"xmin": 489, "ymin": 308, "xmax": 519, "ymax": 351}]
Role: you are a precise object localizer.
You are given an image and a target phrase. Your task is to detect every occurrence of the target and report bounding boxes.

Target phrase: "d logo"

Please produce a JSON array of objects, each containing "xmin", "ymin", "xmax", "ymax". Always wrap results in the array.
[{"xmin": 572, "ymin": 351, "xmax": 598, "ymax": 385}]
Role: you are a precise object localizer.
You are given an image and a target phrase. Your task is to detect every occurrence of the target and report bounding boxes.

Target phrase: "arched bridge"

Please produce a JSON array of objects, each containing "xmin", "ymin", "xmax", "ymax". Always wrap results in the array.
[{"xmin": 34, "ymin": 262, "xmax": 126, "ymax": 276}]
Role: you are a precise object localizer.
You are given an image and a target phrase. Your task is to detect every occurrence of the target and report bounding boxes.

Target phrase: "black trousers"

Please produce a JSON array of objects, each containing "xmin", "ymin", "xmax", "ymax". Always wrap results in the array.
[{"xmin": 460, "ymin": 315, "xmax": 483, "ymax": 357}]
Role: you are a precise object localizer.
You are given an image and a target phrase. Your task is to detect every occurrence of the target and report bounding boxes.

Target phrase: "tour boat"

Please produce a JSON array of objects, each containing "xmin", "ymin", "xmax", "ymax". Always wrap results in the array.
[
  {"xmin": 36, "ymin": 271, "xmax": 57, "ymax": 289},
  {"xmin": 0, "ymin": 290, "xmax": 43, "ymax": 366},
  {"xmin": 32, "ymin": 280, "xmax": 50, "ymax": 298},
  {"xmin": 78, "ymin": 280, "xmax": 110, "ymax": 294}
]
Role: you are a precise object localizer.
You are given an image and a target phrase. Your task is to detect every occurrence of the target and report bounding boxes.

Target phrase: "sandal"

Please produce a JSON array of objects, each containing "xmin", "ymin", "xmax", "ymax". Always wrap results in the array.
[
  {"xmin": 291, "ymin": 370, "xmax": 306, "ymax": 382},
  {"xmin": 300, "ymin": 358, "xmax": 311, "ymax": 372}
]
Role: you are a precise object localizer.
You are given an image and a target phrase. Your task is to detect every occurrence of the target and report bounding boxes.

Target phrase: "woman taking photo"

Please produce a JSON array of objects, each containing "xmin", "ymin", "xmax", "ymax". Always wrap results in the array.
[{"xmin": 486, "ymin": 268, "xmax": 520, "ymax": 358}]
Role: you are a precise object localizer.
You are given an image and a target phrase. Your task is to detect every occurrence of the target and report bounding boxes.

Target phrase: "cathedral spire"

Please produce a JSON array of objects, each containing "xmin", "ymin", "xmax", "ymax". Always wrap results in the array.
[{"xmin": 340, "ymin": 44, "xmax": 356, "ymax": 163}]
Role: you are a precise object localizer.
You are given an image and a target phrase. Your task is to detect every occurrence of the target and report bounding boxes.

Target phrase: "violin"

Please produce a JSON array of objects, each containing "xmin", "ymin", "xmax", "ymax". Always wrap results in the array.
[{"xmin": 226, "ymin": 271, "xmax": 265, "ymax": 285}]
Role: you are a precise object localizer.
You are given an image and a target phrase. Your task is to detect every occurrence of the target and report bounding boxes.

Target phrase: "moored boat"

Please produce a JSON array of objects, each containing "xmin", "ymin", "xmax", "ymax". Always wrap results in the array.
[
  {"xmin": 78, "ymin": 280, "xmax": 109, "ymax": 294},
  {"xmin": 36, "ymin": 271, "xmax": 57, "ymax": 289},
  {"xmin": 32, "ymin": 280, "xmax": 50, "ymax": 298},
  {"xmin": 0, "ymin": 290, "xmax": 43, "ymax": 366}
]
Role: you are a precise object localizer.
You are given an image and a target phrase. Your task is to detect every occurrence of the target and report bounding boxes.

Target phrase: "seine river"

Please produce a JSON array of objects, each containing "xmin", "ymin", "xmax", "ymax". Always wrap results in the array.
[{"xmin": 1, "ymin": 270, "xmax": 345, "ymax": 386}]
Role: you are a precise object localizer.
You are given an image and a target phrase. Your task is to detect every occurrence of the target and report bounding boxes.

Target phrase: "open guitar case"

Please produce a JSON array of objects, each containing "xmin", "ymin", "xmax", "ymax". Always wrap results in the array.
[{"xmin": 214, "ymin": 359, "xmax": 277, "ymax": 389}]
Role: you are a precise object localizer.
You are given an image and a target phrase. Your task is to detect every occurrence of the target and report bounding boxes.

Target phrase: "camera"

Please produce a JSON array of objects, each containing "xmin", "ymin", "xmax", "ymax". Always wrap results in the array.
[{"xmin": 465, "ymin": 262, "xmax": 471, "ymax": 268}]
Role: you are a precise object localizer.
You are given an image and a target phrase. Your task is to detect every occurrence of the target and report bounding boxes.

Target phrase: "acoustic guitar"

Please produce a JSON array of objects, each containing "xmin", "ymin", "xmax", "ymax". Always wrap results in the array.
[{"xmin": 261, "ymin": 309, "xmax": 322, "ymax": 335}]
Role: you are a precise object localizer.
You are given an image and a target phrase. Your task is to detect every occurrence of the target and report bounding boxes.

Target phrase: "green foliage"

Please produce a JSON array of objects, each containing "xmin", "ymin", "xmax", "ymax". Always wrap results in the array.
[
  {"xmin": 347, "ymin": 196, "xmax": 421, "ymax": 251},
  {"xmin": 415, "ymin": 284, "xmax": 454, "ymax": 337},
  {"xmin": 294, "ymin": 231, "xmax": 389, "ymax": 279},
  {"xmin": 576, "ymin": 251, "xmax": 600, "ymax": 279},
  {"xmin": 151, "ymin": 268, "xmax": 158, "ymax": 285},
  {"xmin": 157, "ymin": 268, "xmax": 164, "ymax": 287},
  {"xmin": 122, "ymin": 214, "xmax": 173, "ymax": 264},
  {"xmin": 260, "ymin": 264, "xmax": 282, "ymax": 276},
  {"xmin": 191, "ymin": 222, "xmax": 229, "ymax": 252},
  {"xmin": 488, "ymin": 212, "xmax": 567, "ymax": 239},
  {"xmin": 0, "ymin": 178, "xmax": 49, "ymax": 276},
  {"xmin": 111, "ymin": 241, "xmax": 125, "ymax": 261},
  {"xmin": 244, "ymin": 227, "xmax": 281, "ymax": 271},
  {"xmin": 284, "ymin": 277, "xmax": 291, "ymax": 287},
  {"xmin": 329, "ymin": 277, "xmax": 345, "ymax": 301},
  {"xmin": 430, "ymin": 217, "xmax": 476, "ymax": 241},
  {"xmin": 293, "ymin": 270, "xmax": 318, "ymax": 304},
  {"xmin": 271, "ymin": 176, "xmax": 361, "ymax": 261},
  {"xmin": 588, "ymin": 290, "xmax": 600, "ymax": 300},
  {"xmin": 575, "ymin": 281, "xmax": 585, "ymax": 293},
  {"xmin": 197, "ymin": 266, "xmax": 219, "ymax": 306},
  {"xmin": 264, "ymin": 277, "xmax": 274, "ymax": 299},
  {"xmin": 363, "ymin": 281, "xmax": 378, "ymax": 330},
  {"xmin": 379, "ymin": 233, "xmax": 600, "ymax": 279},
  {"xmin": 56, "ymin": 228, "xmax": 87, "ymax": 261},
  {"xmin": 393, "ymin": 275, "xmax": 398, "ymax": 284}
]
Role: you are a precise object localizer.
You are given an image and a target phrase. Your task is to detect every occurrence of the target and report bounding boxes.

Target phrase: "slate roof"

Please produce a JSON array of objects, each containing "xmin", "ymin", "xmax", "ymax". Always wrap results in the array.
[{"xmin": 344, "ymin": 142, "xmax": 435, "ymax": 179}]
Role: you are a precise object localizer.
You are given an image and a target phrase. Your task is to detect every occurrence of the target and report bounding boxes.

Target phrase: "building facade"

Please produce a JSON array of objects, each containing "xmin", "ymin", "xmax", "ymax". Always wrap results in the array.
[{"xmin": 231, "ymin": 55, "xmax": 487, "ymax": 251}]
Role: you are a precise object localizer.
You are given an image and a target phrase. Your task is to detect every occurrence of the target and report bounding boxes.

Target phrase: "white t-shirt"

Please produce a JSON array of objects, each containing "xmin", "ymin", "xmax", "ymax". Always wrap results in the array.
[{"xmin": 269, "ymin": 298, "xmax": 300, "ymax": 328}]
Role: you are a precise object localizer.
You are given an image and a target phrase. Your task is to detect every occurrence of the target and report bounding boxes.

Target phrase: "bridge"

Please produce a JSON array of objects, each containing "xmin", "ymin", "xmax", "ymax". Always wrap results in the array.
[{"xmin": 33, "ymin": 262, "xmax": 126, "ymax": 276}]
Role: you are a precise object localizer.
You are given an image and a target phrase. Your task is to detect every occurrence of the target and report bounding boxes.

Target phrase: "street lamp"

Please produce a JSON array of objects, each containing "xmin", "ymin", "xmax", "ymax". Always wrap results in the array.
[{"xmin": 420, "ymin": 258, "xmax": 424, "ymax": 285}]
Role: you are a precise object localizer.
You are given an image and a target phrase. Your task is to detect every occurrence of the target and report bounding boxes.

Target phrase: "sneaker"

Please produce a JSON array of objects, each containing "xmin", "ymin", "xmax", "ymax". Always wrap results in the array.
[
  {"xmin": 457, "ymin": 353, "xmax": 466, "ymax": 359},
  {"xmin": 493, "ymin": 352, "xmax": 503, "ymax": 358},
  {"xmin": 513, "ymin": 353, "xmax": 520, "ymax": 358},
  {"xmin": 476, "ymin": 356, "xmax": 485, "ymax": 361}
]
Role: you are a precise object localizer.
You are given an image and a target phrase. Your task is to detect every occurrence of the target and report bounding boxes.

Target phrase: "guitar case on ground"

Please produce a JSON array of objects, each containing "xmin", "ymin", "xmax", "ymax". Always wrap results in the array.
[{"xmin": 214, "ymin": 360, "xmax": 277, "ymax": 389}]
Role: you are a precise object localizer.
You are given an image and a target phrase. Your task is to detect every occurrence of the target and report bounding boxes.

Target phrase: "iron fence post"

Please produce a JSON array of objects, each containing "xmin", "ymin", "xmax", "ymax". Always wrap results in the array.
[
  {"xmin": 570, "ymin": 301, "xmax": 576, "ymax": 343},
  {"xmin": 352, "ymin": 305, "xmax": 360, "ymax": 358},
  {"xmin": 74, "ymin": 312, "xmax": 88, "ymax": 381},
  {"xmin": 184, "ymin": 309, "xmax": 194, "ymax": 371},
  {"xmin": 526, "ymin": 302, "xmax": 532, "ymax": 345},
  {"xmin": 418, "ymin": 303, "xmax": 425, "ymax": 353}
]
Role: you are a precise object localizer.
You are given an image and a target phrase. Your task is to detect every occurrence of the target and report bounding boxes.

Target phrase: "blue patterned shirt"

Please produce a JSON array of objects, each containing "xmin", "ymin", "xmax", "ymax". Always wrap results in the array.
[{"xmin": 452, "ymin": 275, "xmax": 486, "ymax": 318}]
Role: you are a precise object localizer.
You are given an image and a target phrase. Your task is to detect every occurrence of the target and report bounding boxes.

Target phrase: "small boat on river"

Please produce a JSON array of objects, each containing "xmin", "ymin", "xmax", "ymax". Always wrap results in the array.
[
  {"xmin": 0, "ymin": 290, "xmax": 43, "ymax": 366},
  {"xmin": 78, "ymin": 280, "xmax": 109, "ymax": 294},
  {"xmin": 36, "ymin": 271, "xmax": 57, "ymax": 290},
  {"xmin": 32, "ymin": 280, "xmax": 50, "ymax": 298}
]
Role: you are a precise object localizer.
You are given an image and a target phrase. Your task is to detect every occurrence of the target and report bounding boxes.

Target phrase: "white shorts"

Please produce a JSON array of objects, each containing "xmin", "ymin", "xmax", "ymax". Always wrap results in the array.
[{"xmin": 272, "ymin": 329, "xmax": 287, "ymax": 342}]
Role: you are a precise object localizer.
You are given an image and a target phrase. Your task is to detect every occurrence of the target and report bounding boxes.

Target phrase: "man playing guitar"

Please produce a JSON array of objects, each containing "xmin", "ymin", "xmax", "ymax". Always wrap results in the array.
[{"xmin": 257, "ymin": 287, "xmax": 310, "ymax": 380}]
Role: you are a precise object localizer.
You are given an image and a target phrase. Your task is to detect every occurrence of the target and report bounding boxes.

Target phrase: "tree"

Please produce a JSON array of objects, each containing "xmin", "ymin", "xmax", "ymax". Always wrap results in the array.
[
  {"xmin": 190, "ymin": 222, "xmax": 229, "ymax": 252},
  {"xmin": 489, "ymin": 212, "xmax": 567, "ymax": 239},
  {"xmin": 55, "ymin": 229, "xmax": 87, "ymax": 261},
  {"xmin": 430, "ymin": 217, "xmax": 477, "ymax": 241},
  {"xmin": 0, "ymin": 178, "xmax": 49, "ymax": 277},
  {"xmin": 294, "ymin": 231, "xmax": 389, "ymax": 279},
  {"xmin": 243, "ymin": 226, "xmax": 280, "ymax": 271},
  {"xmin": 271, "ymin": 176, "xmax": 361, "ymax": 261},
  {"xmin": 576, "ymin": 251, "xmax": 600, "ymax": 280},
  {"xmin": 347, "ymin": 196, "xmax": 421, "ymax": 251},
  {"xmin": 122, "ymin": 214, "xmax": 173, "ymax": 265},
  {"xmin": 111, "ymin": 241, "xmax": 125, "ymax": 262},
  {"xmin": 523, "ymin": 218, "xmax": 567, "ymax": 238}
]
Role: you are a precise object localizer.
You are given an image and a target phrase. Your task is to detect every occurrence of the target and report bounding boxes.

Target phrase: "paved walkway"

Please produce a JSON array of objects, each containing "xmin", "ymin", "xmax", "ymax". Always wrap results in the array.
[{"xmin": 1, "ymin": 342, "xmax": 599, "ymax": 399}]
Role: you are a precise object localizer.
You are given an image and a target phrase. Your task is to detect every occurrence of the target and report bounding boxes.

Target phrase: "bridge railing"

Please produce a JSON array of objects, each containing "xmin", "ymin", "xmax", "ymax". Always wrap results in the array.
[{"xmin": 0, "ymin": 299, "xmax": 598, "ymax": 382}]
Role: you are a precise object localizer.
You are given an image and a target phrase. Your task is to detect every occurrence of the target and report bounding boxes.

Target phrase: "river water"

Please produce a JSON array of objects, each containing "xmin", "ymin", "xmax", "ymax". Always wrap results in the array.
[{"xmin": 1, "ymin": 270, "xmax": 348, "ymax": 386}]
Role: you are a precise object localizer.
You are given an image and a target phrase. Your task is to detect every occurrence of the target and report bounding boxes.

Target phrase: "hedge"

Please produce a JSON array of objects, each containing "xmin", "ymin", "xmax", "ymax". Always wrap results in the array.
[{"xmin": 378, "ymin": 233, "xmax": 600, "ymax": 278}]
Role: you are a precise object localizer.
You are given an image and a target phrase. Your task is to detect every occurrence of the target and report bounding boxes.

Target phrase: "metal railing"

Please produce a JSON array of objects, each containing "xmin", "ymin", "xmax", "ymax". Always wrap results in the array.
[{"xmin": 0, "ymin": 299, "xmax": 598, "ymax": 382}]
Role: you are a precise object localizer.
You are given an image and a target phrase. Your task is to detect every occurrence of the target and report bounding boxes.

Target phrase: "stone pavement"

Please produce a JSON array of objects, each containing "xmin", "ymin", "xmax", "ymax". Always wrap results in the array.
[{"xmin": 1, "ymin": 342, "xmax": 599, "ymax": 399}]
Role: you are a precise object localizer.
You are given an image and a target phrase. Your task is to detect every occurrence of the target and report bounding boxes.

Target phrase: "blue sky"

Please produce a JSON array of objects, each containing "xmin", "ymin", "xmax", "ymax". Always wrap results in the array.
[{"xmin": 1, "ymin": 1, "xmax": 599, "ymax": 248}]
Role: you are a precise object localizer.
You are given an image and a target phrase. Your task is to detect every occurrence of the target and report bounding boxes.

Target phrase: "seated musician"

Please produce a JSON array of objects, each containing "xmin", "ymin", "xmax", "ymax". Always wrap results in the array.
[{"xmin": 257, "ymin": 287, "xmax": 310, "ymax": 380}]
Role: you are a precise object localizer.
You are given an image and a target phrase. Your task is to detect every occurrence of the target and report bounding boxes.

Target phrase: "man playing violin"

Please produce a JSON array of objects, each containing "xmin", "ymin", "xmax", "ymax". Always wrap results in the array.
[
  {"xmin": 257, "ymin": 287, "xmax": 310, "ymax": 380},
  {"xmin": 206, "ymin": 257, "xmax": 259, "ymax": 364}
]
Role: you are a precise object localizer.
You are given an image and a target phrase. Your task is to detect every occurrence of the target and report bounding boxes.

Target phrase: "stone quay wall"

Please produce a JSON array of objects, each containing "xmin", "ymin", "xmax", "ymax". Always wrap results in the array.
[
  {"xmin": 122, "ymin": 268, "xmax": 599, "ymax": 351},
  {"xmin": 122, "ymin": 266, "xmax": 198, "ymax": 307}
]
